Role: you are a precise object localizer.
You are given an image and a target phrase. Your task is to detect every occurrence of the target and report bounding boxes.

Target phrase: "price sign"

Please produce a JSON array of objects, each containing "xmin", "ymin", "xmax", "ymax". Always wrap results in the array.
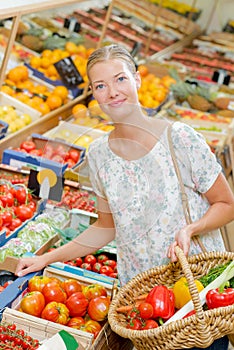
[{"xmin": 54, "ymin": 57, "xmax": 84, "ymax": 88}]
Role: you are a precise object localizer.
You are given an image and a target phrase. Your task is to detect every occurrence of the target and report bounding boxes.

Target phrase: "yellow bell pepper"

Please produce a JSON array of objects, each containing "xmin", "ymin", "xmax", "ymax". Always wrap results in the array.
[{"xmin": 173, "ymin": 277, "xmax": 204, "ymax": 309}]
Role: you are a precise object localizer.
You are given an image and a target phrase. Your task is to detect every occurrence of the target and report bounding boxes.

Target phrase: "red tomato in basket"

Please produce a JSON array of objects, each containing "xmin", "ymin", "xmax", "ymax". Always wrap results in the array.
[
  {"xmin": 100, "ymin": 265, "xmax": 114, "ymax": 276},
  {"xmin": 28, "ymin": 275, "xmax": 51, "ymax": 293},
  {"xmin": 67, "ymin": 316, "xmax": 85, "ymax": 329},
  {"xmin": 142, "ymin": 319, "xmax": 158, "ymax": 330},
  {"xmin": 81, "ymin": 320, "xmax": 102, "ymax": 338},
  {"xmin": 67, "ymin": 149, "xmax": 80, "ymax": 163},
  {"xmin": 41, "ymin": 301, "xmax": 69, "ymax": 325},
  {"xmin": 14, "ymin": 205, "xmax": 34, "ymax": 222},
  {"xmin": 82, "ymin": 284, "xmax": 107, "ymax": 301},
  {"xmin": 20, "ymin": 140, "xmax": 36, "ymax": 153}
]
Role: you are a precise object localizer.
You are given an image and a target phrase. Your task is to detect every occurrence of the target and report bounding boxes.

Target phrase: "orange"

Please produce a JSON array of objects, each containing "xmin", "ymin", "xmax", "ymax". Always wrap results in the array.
[
  {"xmin": 72, "ymin": 104, "xmax": 88, "ymax": 118},
  {"xmin": 41, "ymin": 57, "xmax": 51, "ymax": 69},
  {"xmin": 1, "ymin": 85, "xmax": 14, "ymax": 96},
  {"xmin": 65, "ymin": 41, "xmax": 79, "ymax": 54},
  {"xmin": 86, "ymin": 47, "xmax": 95, "ymax": 57},
  {"xmin": 7, "ymin": 66, "xmax": 28, "ymax": 83},
  {"xmin": 53, "ymin": 86, "xmax": 69, "ymax": 101},
  {"xmin": 41, "ymin": 49, "xmax": 52, "ymax": 58},
  {"xmin": 46, "ymin": 94, "xmax": 63, "ymax": 110},
  {"xmin": 37, "ymin": 102, "xmax": 51, "ymax": 115},
  {"xmin": 137, "ymin": 65, "xmax": 149, "ymax": 78},
  {"xmin": 30, "ymin": 56, "xmax": 42, "ymax": 69},
  {"xmin": 15, "ymin": 92, "xmax": 30, "ymax": 104},
  {"xmin": 88, "ymin": 99, "xmax": 103, "ymax": 116}
]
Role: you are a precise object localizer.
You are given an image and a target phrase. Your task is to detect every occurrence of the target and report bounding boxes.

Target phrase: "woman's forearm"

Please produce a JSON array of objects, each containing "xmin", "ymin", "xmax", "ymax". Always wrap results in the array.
[
  {"xmin": 190, "ymin": 202, "xmax": 234, "ymax": 237},
  {"xmin": 42, "ymin": 223, "xmax": 116, "ymax": 266}
]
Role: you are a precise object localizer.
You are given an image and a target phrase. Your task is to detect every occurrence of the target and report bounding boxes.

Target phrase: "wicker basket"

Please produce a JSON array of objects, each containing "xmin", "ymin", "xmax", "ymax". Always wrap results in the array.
[{"xmin": 108, "ymin": 247, "xmax": 234, "ymax": 350}]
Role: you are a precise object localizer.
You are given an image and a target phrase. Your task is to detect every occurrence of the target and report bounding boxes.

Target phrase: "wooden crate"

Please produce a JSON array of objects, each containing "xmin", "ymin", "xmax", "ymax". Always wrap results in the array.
[{"xmin": 2, "ymin": 267, "xmax": 134, "ymax": 350}]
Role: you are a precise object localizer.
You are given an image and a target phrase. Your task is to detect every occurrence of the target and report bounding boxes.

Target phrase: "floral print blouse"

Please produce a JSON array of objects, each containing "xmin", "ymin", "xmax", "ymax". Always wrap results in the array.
[{"xmin": 87, "ymin": 121, "xmax": 225, "ymax": 285}]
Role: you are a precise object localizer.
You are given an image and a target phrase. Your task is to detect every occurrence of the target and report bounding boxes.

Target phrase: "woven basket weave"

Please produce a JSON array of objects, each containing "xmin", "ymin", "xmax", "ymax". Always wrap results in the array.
[{"xmin": 108, "ymin": 247, "xmax": 234, "ymax": 350}]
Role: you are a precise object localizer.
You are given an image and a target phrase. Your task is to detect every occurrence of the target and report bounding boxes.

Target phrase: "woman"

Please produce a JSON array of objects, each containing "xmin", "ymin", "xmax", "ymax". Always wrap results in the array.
[{"xmin": 16, "ymin": 45, "xmax": 234, "ymax": 350}]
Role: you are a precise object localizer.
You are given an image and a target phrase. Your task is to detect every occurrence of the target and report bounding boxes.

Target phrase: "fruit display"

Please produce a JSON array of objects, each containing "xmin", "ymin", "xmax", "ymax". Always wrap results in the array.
[
  {"xmin": 8, "ymin": 134, "xmax": 85, "ymax": 169},
  {"xmin": 1, "ymin": 65, "xmax": 71, "ymax": 115},
  {"xmin": 169, "ymin": 70, "xmax": 234, "ymax": 117},
  {"xmin": 50, "ymin": 185, "xmax": 97, "ymax": 213},
  {"xmin": 17, "ymin": 272, "xmax": 111, "ymax": 340},
  {"xmin": 0, "ymin": 104, "xmax": 33, "ymax": 134},
  {"xmin": 0, "ymin": 33, "xmax": 35, "ymax": 63},
  {"xmin": 64, "ymin": 253, "xmax": 118, "ymax": 279},
  {"xmin": 149, "ymin": 0, "xmax": 201, "ymax": 20},
  {"xmin": 162, "ymin": 31, "xmax": 234, "ymax": 83},
  {"xmin": 0, "ymin": 207, "xmax": 69, "ymax": 263},
  {"xmin": 0, "ymin": 323, "xmax": 40, "ymax": 349},
  {"xmin": 0, "ymin": 182, "xmax": 37, "ymax": 236}
]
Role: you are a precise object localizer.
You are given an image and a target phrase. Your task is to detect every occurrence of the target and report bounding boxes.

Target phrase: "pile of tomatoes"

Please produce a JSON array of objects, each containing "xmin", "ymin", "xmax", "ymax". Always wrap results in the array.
[
  {"xmin": 54, "ymin": 186, "xmax": 97, "ymax": 212},
  {"xmin": 64, "ymin": 253, "xmax": 118, "ymax": 279},
  {"xmin": 14, "ymin": 140, "xmax": 82, "ymax": 168},
  {"xmin": 0, "ymin": 323, "xmax": 40, "ymax": 349},
  {"xmin": 20, "ymin": 275, "xmax": 111, "ymax": 339},
  {"xmin": 0, "ymin": 182, "xmax": 36, "ymax": 235}
]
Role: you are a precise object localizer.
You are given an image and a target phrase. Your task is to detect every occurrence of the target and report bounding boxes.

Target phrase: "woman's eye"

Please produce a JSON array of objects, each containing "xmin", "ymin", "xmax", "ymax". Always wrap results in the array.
[
  {"xmin": 95, "ymin": 83, "xmax": 105, "ymax": 90},
  {"xmin": 118, "ymin": 76, "xmax": 126, "ymax": 82}
]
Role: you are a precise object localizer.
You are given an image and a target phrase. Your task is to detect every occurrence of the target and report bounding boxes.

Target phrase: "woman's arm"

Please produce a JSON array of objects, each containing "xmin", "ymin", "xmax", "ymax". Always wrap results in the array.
[
  {"xmin": 168, "ymin": 173, "xmax": 234, "ymax": 261},
  {"xmin": 15, "ymin": 196, "xmax": 115, "ymax": 276}
]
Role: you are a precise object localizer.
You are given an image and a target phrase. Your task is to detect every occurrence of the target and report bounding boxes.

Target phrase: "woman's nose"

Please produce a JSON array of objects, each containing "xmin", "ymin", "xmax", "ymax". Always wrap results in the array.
[{"xmin": 108, "ymin": 83, "xmax": 119, "ymax": 97}]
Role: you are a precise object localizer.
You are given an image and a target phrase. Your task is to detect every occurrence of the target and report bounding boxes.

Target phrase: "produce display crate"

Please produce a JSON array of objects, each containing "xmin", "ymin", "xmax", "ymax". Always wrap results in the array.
[
  {"xmin": 1, "ymin": 266, "xmax": 133, "ymax": 350},
  {"xmin": 2, "ymin": 133, "xmax": 86, "ymax": 174},
  {"xmin": 0, "ymin": 91, "xmax": 41, "ymax": 120}
]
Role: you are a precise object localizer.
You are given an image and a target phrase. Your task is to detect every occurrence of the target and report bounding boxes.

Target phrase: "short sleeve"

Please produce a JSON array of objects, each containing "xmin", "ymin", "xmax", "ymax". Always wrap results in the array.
[
  {"xmin": 171, "ymin": 122, "xmax": 222, "ymax": 193},
  {"xmin": 86, "ymin": 139, "xmax": 106, "ymax": 198}
]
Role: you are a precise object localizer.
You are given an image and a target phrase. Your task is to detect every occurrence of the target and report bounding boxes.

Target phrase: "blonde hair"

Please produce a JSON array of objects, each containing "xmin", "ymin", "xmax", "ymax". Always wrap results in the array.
[{"xmin": 86, "ymin": 44, "xmax": 137, "ymax": 81}]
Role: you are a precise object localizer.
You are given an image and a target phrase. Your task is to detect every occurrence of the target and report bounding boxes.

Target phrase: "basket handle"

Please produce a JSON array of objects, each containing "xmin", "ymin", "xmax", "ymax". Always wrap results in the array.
[{"xmin": 174, "ymin": 245, "xmax": 205, "ymax": 320}]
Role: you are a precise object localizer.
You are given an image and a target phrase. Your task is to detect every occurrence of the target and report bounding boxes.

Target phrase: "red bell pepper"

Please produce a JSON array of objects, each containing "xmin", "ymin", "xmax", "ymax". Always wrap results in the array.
[
  {"xmin": 145, "ymin": 285, "xmax": 175, "ymax": 320},
  {"xmin": 206, "ymin": 287, "xmax": 234, "ymax": 309}
]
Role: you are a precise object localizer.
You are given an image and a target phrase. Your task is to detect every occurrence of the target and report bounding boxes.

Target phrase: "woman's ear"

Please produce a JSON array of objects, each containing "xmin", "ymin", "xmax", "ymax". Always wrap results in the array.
[{"xmin": 135, "ymin": 71, "xmax": 141, "ymax": 89}]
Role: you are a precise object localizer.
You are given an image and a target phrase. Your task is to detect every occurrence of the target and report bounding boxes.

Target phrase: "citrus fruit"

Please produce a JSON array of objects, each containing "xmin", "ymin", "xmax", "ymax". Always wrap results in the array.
[
  {"xmin": 53, "ymin": 86, "xmax": 69, "ymax": 101},
  {"xmin": 46, "ymin": 94, "xmax": 63, "ymax": 110},
  {"xmin": 72, "ymin": 104, "xmax": 88, "ymax": 119}
]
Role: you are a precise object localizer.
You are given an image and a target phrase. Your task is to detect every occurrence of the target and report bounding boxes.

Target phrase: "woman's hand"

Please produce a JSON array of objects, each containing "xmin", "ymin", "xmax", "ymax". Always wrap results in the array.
[
  {"xmin": 167, "ymin": 227, "xmax": 192, "ymax": 262},
  {"xmin": 15, "ymin": 255, "xmax": 46, "ymax": 277}
]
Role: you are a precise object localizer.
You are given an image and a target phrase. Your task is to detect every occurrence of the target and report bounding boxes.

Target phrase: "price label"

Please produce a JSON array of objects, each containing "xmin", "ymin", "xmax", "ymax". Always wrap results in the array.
[{"xmin": 54, "ymin": 57, "xmax": 84, "ymax": 88}]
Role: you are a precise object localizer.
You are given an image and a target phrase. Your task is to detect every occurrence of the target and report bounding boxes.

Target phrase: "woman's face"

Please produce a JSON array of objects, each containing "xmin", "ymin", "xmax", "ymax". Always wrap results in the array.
[{"xmin": 89, "ymin": 59, "xmax": 141, "ymax": 119}]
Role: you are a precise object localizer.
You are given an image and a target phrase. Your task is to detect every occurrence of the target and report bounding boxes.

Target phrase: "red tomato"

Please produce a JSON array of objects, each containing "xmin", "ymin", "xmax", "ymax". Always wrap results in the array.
[
  {"xmin": 41, "ymin": 301, "xmax": 69, "ymax": 325},
  {"xmin": 100, "ymin": 265, "xmax": 114, "ymax": 276},
  {"xmin": 109, "ymin": 272, "xmax": 118, "ymax": 279},
  {"xmin": 28, "ymin": 275, "xmax": 51, "ymax": 293},
  {"xmin": 97, "ymin": 254, "xmax": 109, "ymax": 264},
  {"xmin": 42, "ymin": 281, "xmax": 67, "ymax": 304},
  {"xmin": 67, "ymin": 316, "xmax": 85, "ymax": 329},
  {"xmin": 67, "ymin": 149, "xmax": 80, "ymax": 163},
  {"xmin": 51, "ymin": 154, "xmax": 64, "ymax": 163},
  {"xmin": 82, "ymin": 284, "xmax": 107, "ymax": 301},
  {"xmin": 14, "ymin": 205, "xmax": 34, "ymax": 222},
  {"xmin": 81, "ymin": 320, "xmax": 102, "ymax": 338},
  {"xmin": 62, "ymin": 279, "xmax": 82, "ymax": 297},
  {"xmin": 0, "ymin": 210, "xmax": 13, "ymax": 226},
  {"xmin": 29, "ymin": 148, "xmax": 43, "ymax": 156},
  {"xmin": 20, "ymin": 140, "xmax": 36, "ymax": 153},
  {"xmin": 0, "ymin": 184, "xmax": 9, "ymax": 193},
  {"xmin": 142, "ymin": 319, "xmax": 158, "ymax": 330},
  {"xmin": 66, "ymin": 158, "xmax": 76, "ymax": 168},
  {"xmin": 65, "ymin": 261, "xmax": 77, "ymax": 266},
  {"xmin": 75, "ymin": 257, "xmax": 83, "ymax": 267},
  {"xmin": 27, "ymin": 200, "xmax": 37, "ymax": 212},
  {"xmin": 87, "ymin": 296, "xmax": 110, "ymax": 321},
  {"xmin": 81, "ymin": 262, "xmax": 92, "ymax": 271},
  {"xmin": 92, "ymin": 262, "xmax": 102, "ymax": 273},
  {"xmin": 42, "ymin": 144, "xmax": 54, "ymax": 159},
  {"xmin": 138, "ymin": 302, "xmax": 154, "ymax": 320},
  {"xmin": 84, "ymin": 254, "xmax": 97, "ymax": 266},
  {"xmin": 103, "ymin": 259, "xmax": 117, "ymax": 269},
  {"xmin": 20, "ymin": 291, "xmax": 45, "ymax": 317},
  {"xmin": 56, "ymin": 145, "xmax": 67, "ymax": 159},
  {"xmin": 0, "ymin": 192, "xmax": 14, "ymax": 207},
  {"xmin": 15, "ymin": 187, "xmax": 27, "ymax": 204},
  {"xmin": 127, "ymin": 318, "xmax": 143, "ymax": 330},
  {"xmin": 8, "ymin": 217, "xmax": 22, "ymax": 231},
  {"xmin": 66, "ymin": 292, "xmax": 89, "ymax": 317}
]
